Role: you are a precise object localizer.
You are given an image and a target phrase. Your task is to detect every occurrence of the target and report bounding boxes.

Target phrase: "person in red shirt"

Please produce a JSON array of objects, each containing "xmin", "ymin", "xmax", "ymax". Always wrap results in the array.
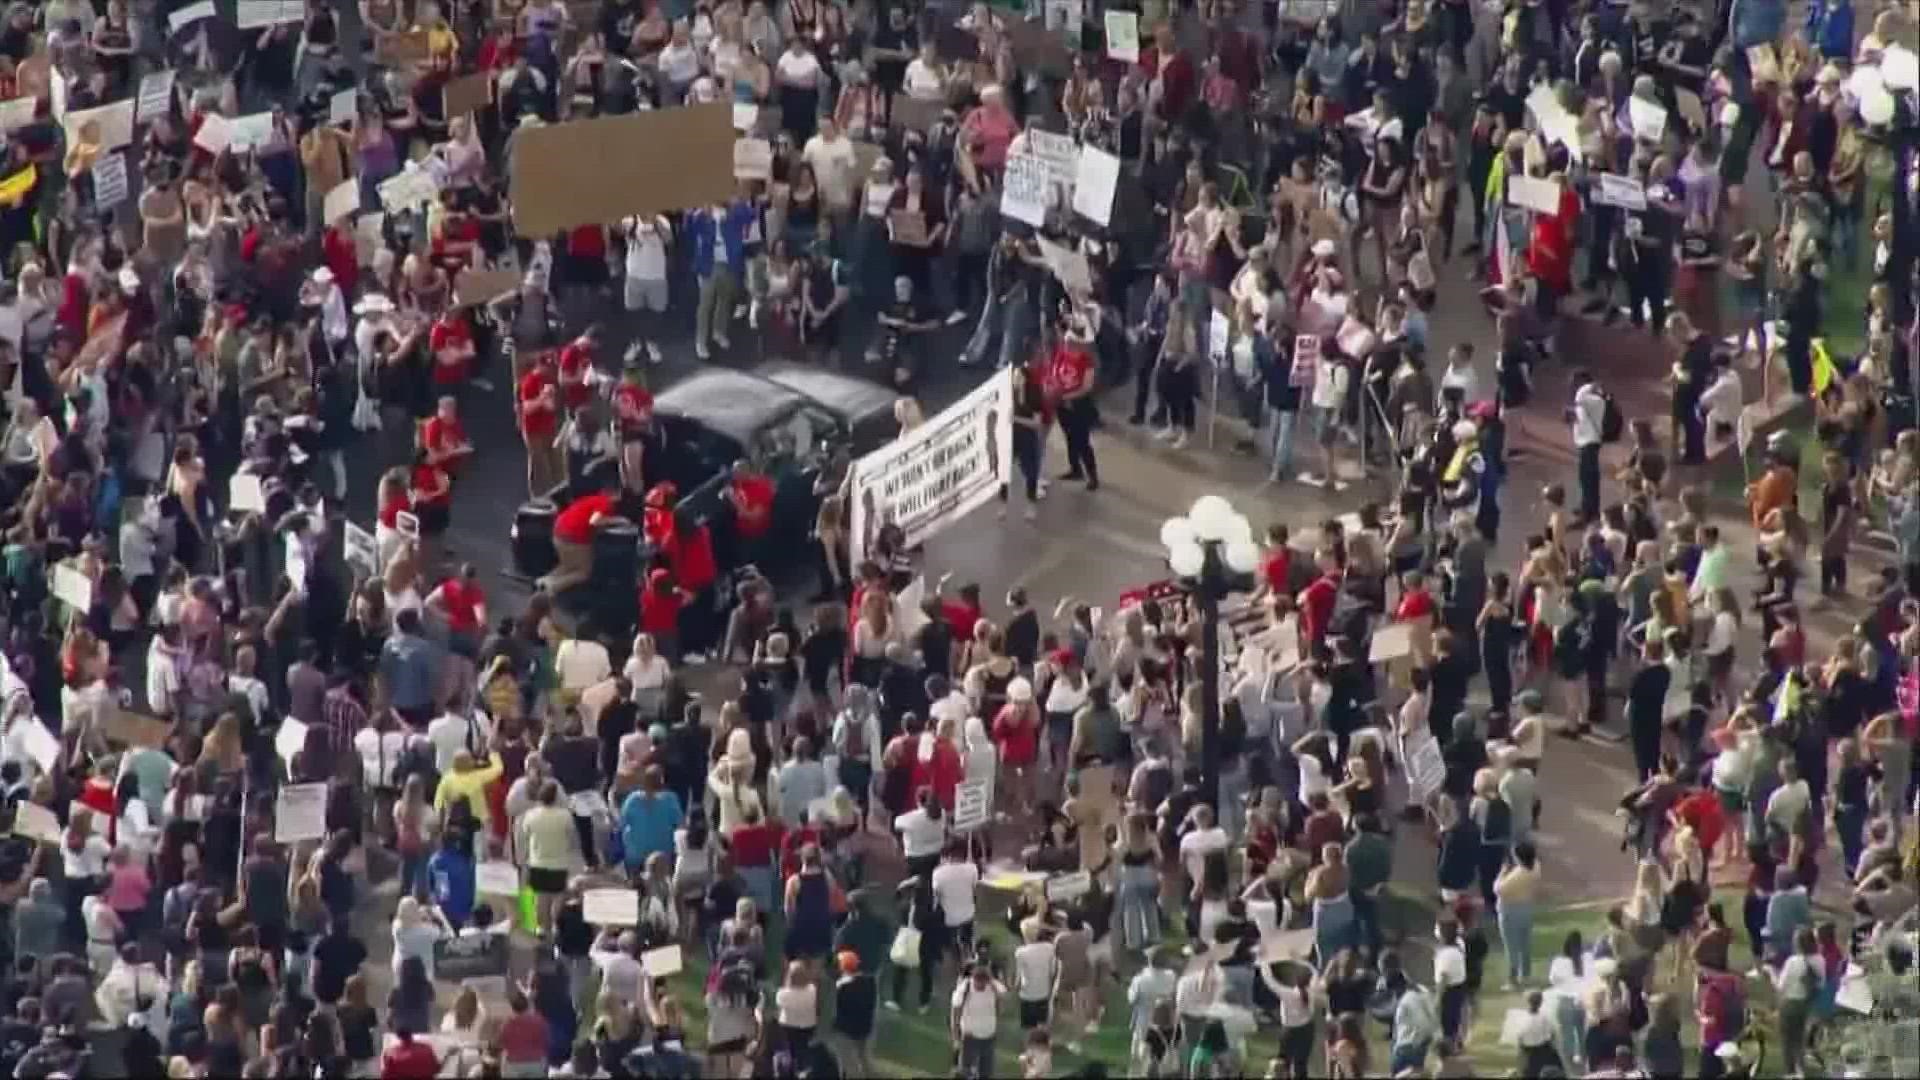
[
  {"xmin": 638, "ymin": 568, "xmax": 689, "ymax": 658},
  {"xmin": 544, "ymin": 481, "xmax": 619, "ymax": 593},
  {"xmin": 556, "ymin": 327, "xmax": 598, "ymax": 411},
  {"xmin": 1395, "ymin": 571, "xmax": 1437, "ymax": 623},
  {"xmin": 495, "ymin": 990, "xmax": 550, "ymax": 1075},
  {"xmin": 420, "ymin": 395, "xmax": 474, "ymax": 475},
  {"xmin": 1044, "ymin": 324, "xmax": 1100, "ymax": 489},
  {"xmin": 427, "ymin": 563, "xmax": 488, "ymax": 654},
  {"xmin": 407, "ymin": 449, "xmax": 452, "ymax": 539},
  {"xmin": 613, "ymin": 361, "xmax": 655, "ymax": 494},
  {"xmin": 379, "ymin": 1029, "xmax": 440, "ymax": 1080},
  {"xmin": 1526, "ymin": 175, "xmax": 1580, "ymax": 307},
  {"xmin": 1257, "ymin": 524, "xmax": 1293, "ymax": 602},
  {"xmin": 727, "ymin": 461, "xmax": 775, "ymax": 542},
  {"xmin": 1672, "ymin": 785, "xmax": 1727, "ymax": 867},
  {"xmin": 991, "ymin": 677, "xmax": 1040, "ymax": 816},
  {"xmin": 428, "ymin": 309, "xmax": 476, "ymax": 387},
  {"xmin": 517, "ymin": 351, "xmax": 563, "ymax": 497},
  {"xmin": 1138, "ymin": 22, "xmax": 1197, "ymax": 122},
  {"xmin": 938, "ymin": 579, "xmax": 984, "ymax": 643},
  {"xmin": 1298, "ymin": 566, "xmax": 1342, "ymax": 647},
  {"xmin": 320, "ymin": 223, "xmax": 360, "ymax": 297},
  {"xmin": 430, "ymin": 204, "xmax": 481, "ymax": 271}
]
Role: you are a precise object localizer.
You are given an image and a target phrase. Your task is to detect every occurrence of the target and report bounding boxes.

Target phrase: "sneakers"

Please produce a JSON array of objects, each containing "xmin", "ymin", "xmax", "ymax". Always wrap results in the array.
[
  {"xmin": 1297, "ymin": 471, "xmax": 1326, "ymax": 487},
  {"xmin": 945, "ymin": 310, "xmax": 967, "ymax": 326},
  {"xmin": 695, "ymin": 341, "xmax": 710, "ymax": 360},
  {"xmin": 646, "ymin": 341, "xmax": 664, "ymax": 364},
  {"xmin": 883, "ymin": 1001, "xmax": 901, "ymax": 1013},
  {"xmin": 713, "ymin": 333, "xmax": 732, "ymax": 350},
  {"xmin": 1169, "ymin": 431, "xmax": 1189, "ymax": 449},
  {"xmin": 1153, "ymin": 426, "xmax": 1177, "ymax": 441},
  {"xmin": 470, "ymin": 376, "xmax": 496, "ymax": 392}
]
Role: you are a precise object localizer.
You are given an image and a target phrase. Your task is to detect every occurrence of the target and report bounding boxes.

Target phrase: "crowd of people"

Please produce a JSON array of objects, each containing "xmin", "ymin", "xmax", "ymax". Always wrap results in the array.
[{"xmin": 0, "ymin": 0, "xmax": 1915, "ymax": 1079}]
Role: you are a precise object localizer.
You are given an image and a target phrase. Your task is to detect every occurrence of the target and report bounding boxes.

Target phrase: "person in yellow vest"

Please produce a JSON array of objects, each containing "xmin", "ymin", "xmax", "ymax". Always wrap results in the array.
[{"xmin": 434, "ymin": 746, "xmax": 504, "ymax": 844}]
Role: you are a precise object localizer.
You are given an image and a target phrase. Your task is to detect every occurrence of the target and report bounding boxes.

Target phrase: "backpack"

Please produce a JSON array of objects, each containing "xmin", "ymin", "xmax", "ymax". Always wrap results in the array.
[
  {"xmin": 1480, "ymin": 795, "xmax": 1513, "ymax": 846},
  {"xmin": 1599, "ymin": 392, "xmax": 1625, "ymax": 443},
  {"xmin": 840, "ymin": 715, "xmax": 866, "ymax": 760}
]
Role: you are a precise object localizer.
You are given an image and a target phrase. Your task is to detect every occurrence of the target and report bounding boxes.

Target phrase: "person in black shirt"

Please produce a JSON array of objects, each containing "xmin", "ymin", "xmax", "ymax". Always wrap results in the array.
[
  {"xmin": 868, "ymin": 5, "xmax": 917, "ymax": 99},
  {"xmin": 310, "ymin": 917, "xmax": 368, "ymax": 1005},
  {"xmin": 829, "ymin": 948, "xmax": 878, "ymax": 1075},
  {"xmin": 1668, "ymin": 311, "xmax": 1714, "ymax": 464},
  {"xmin": 873, "ymin": 275, "xmax": 938, "ymax": 392}
]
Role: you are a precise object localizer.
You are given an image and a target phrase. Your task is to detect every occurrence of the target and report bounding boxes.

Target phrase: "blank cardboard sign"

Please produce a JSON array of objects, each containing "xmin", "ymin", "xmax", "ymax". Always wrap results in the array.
[
  {"xmin": 509, "ymin": 103, "xmax": 734, "ymax": 235},
  {"xmin": 443, "ymin": 72, "xmax": 491, "ymax": 118}
]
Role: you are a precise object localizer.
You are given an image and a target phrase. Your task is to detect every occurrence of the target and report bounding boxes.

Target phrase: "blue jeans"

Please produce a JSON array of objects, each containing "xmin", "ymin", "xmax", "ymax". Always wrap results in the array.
[
  {"xmin": 1268, "ymin": 407, "xmax": 1299, "ymax": 480},
  {"xmin": 399, "ymin": 853, "xmax": 429, "ymax": 900},
  {"xmin": 1390, "ymin": 1039, "xmax": 1431, "ymax": 1074},
  {"xmin": 1497, "ymin": 900, "xmax": 1535, "ymax": 983}
]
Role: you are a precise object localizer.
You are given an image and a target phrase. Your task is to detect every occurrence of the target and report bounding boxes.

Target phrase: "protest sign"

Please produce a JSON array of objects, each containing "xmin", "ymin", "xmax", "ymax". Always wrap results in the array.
[
  {"xmin": 379, "ymin": 169, "xmax": 440, "ymax": 213},
  {"xmin": 846, "ymin": 370, "xmax": 1014, "ymax": 565},
  {"xmin": 330, "ymin": 89, "xmax": 357, "ymax": 126},
  {"xmin": 229, "ymin": 473, "xmax": 266, "ymax": 513},
  {"xmin": 52, "ymin": 563, "xmax": 92, "ymax": 612},
  {"xmin": 1007, "ymin": 17, "xmax": 1073, "ymax": 77},
  {"xmin": 136, "ymin": 70, "xmax": 175, "ymax": 123},
  {"xmin": 1506, "ymin": 175, "xmax": 1559, "ymax": 215},
  {"xmin": 275, "ymin": 718, "xmax": 308, "ymax": 765},
  {"xmin": 1105, "ymin": 11, "xmax": 1140, "ymax": 62},
  {"xmin": 14, "ymin": 718, "xmax": 60, "ymax": 774},
  {"xmin": 345, "ymin": 520, "xmax": 377, "ymax": 577},
  {"xmin": 953, "ymin": 778, "xmax": 992, "ymax": 833},
  {"xmin": 169, "ymin": 1, "xmax": 215, "ymax": 33},
  {"xmin": 1026, "ymin": 129, "xmax": 1078, "ymax": 188},
  {"xmin": 732, "ymin": 137, "xmax": 772, "ymax": 180},
  {"xmin": 1405, "ymin": 732, "xmax": 1446, "ymax": 806},
  {"xmin": 237, "ymin": 0, "xmax": 306, "ymax": 28},
  {"xmin": 1592, "ymin": 173, "xmax": 1647, "ymax": 211},
  {"xmin": 227, "ymin": 112, "xmax": 277, "ymax": 152},
  {"xmin": 1045, "ymin": 870, "xmax": 1092, "ymax": 903},
  {"xmin": 63, "ymin": 99, "xmax": 136, "ymax": 150},
  {"xmin": 443, "ymin": 73, "xmax": 491, "ymax": 117},
  {"xmin": 0, "ymin": 98, "xmax": 35, "ymax": 132},
  {"xmin": 323, "ymin": 179, "xmax": 359, "ymax": 226},
  {"xmin": 11, "ymin": 802, "xmax": 62, "ymax": 845},
  {"xmin": 1256, "ymin": 928, "xmax": 1316, "ymax": 964},
  {"xmin": 103, "ymin": 710, "xmax": 171, "ymax": 750},
  {"xmin": 192, "ymin": 113, "xmax": 232, "ymax": 154},
  {"xmin": 90, "ymin": 153, "xmax": 129, "ymax": 205},
  {"xmin": 454, "ymin": 268, "xmax": 519, "ymax": 308},
  {"xmin": 1628, "ymin": 97, "xmax": 1667, "ymax": 142},
  {"xmin": 583, "ymin": 887, "xmax": 642, "ymax": 926},
  {"xmin": 641, "ymin": 945, "xmax": 683, "ymax": 978},
  {"xmin": 274, "ymin": 783, "xmax": 329, "ymax": 843},
  {"xmin": 1072, "ymin": 145, "xmax": 1120, "ymax": 226},
  {"xmin": 1037, "ymin": 236, "xmax": 1093, "ymax": 294},
  {"xmin": 731, "ymin": 101, "xmax": 758, "ymax": 131},
  {"xmin": 477, "ymin": 862, "xmax": 520, "ymax": 897},
  {"xmin": 890, "ymin": 94, "xmax": 942, "ymax": 133},
  {"xmin": 433, "ymin": 934, "xmax": 510, "ymax": 981},
  {"xmin": 889, "ymin": 210, "xmax": 929, "ymax": 246},
  {"xmin": 1000, "ymin": 151, "xmax": 1051, "ymax": 226},
  {"xmin": 510, "ymin": 103, "xmax": 733, "ymax": 235},
  {"xmin": 1209, "ymin": 310, "xmax": 1230, "ymax": 363}
]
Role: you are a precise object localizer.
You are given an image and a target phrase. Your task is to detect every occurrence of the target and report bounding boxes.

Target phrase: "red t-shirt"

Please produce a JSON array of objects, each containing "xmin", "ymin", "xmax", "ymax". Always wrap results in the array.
[
  {"xmin": 432, "ymin": 217, "xmax": 481, "ymax": 269},
  {"xmin": 992, "ymin": 703, "xmax": 1039, "ymax": 767},
  {"xmin": 322, "ymin": 226, "xmax": 360, "ymax": 296},
  {"xmin": 730, "ymin": 821, "xmax": 778, "ymax": 868},
  {"xmin": 1674, "ymin": 789, "xmax": 1726, "ymax": 860},
  {"xmin": 378, "ymin": 493, "xmax": 410, "ymax": 529},
  {"xmin": 517, "ymin": 368, "xmax": 558, "ymax": 441},
  {"xmin": 410, "ymin": 464, "xmax": 449, "ymax": 509},
  {"xmin": 380, "ymin": 1040, "xmax": 440, "ymax": 1080},
  {"xmin": 1042, "ymin": 344, "xmax": 1094, "ymax": 400},
  {"xmin": 496, "ymin": 1012, "xmax": 549, "ymax": 1064},
  {"xmin": 428, "ymin": 317, "xmax": 474, "ymax": 384},
  {"xmin": 638, "ymin": 580, "xmax": 683, "ymax": 634},
  {"xmin": 557, "ymin": 340, "xmax": 594, "ymax": 409},
  {"xmin": 1300, "ymin": 573, "xmax": 1340, "ymax": 644},
  {"xmin": 673, "ymin": 523, "xmax": 718, "ymax": 592},
  {"xmin": 1395, "ymin": 588, "xmax": 1435, "ymax": 624},
  {"xmin": 421, "ymin": 415, "xmax": 468, "ymax": 471},
  {"xmin": 731, "ymin": 473, "xmax": 775, "ymax": 539},
  {"xmin": 439, "ymin": 579, "xmax": 485, "ymax": 635},
  {"xmin": 942, "ymin": 600, "xmax": 982, "ymax": 643},
  {"xmin": 1260, "ymin": 548, "xmax": 1292, "ymax": 595},
  {"xmin": 554, "ymin": 492, "xmax": 616, "ymax": 545}
]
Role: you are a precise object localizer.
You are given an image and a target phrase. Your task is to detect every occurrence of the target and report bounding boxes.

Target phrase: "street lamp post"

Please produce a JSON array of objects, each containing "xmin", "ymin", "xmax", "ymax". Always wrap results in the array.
[{"xmin": 1160, "ymin": 496, "xmax": 1261, "ymax": 813}]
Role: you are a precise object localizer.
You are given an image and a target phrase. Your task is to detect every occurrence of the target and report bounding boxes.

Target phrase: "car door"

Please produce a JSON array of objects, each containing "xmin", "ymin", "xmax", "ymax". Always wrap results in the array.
[{"xmin": 749, "ymin": 404, "xmax": 845, "ymax": 544}]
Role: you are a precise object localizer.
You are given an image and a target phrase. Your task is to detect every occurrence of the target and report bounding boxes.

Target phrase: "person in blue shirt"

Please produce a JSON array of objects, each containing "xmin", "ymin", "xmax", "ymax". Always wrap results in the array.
[
  {"xmin": 620, "ymin": 765, "xmax": 685, "ymax": 874},
  {"xmin": 1807, "ymin": 0, "xmax": 1855, "ymax": 60},
  {"xmin": 428, "ymin": 831, "xmax": 476, "ymax": 928}
]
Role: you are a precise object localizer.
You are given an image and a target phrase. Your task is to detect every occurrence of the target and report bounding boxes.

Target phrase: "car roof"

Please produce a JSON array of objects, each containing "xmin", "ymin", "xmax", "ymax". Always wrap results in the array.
[
  {"xmin": 753, "ymin": 362, "xmax": 898, "ymax": 430},
  {"xmin": 654, "ymin": 368, "xmax": 809, "ymax": 446}
]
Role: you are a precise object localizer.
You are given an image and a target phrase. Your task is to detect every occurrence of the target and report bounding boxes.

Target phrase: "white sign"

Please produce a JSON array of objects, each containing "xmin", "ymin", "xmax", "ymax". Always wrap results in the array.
[
  {"xmin": 395, "ymin": 510, "xmax": 420, "ymax": 540},
  {"xmin": 330, "ymin": 89, "xmax": 357, "ymax": 126},
  {"xmin": 731, "ymin": 102, "xmax": 758, "ymax": 132},
  {"xmin": 193, "ymin": 113, "xmax": 233, "ymax": 154},
  {"xmin": 583, "ymin": 887, "xmax": 642, "ymax": 926},
  {"xmin": 1001, "ymin": 151, "xmax": 1051, "ymax": 227},
  {"xmin": 274, "ymin": 782, "xmax": 329, "ymax": 843},
  {"xmin": 1526, "ymin": 84, "xmax": 1584, "ymax": 162},
  {"xmin": 236, "ymin": 0, "xmax": 306, "ymax": 29},
  {"xmin": 1289, "ymin": 333, "xmax": 1321, "ymax": 388},
  {"xmin": 379, "ymin": 168, "xmax": 440, "ymax": 213},
  {"xmin": 323, "ymin": 179, "xmax": 359, "ymax": 226},
  {"xmin": 732, "ymin": 138, "xmax": 772, "ymax": 181},
  {"xmin": 477, "ymin": 861, "xmax": 520, "ymax": 896},
  {"xmin": 91, "ymin": 153, "xmax": 129, "ymax": 206},
  {"xmin": 229, "ymin": 473, "xmax": 266, "ymax": 513},
  {"xmin": 15, "ymin": 717, "xmax": 61, "ymax": 773},
  {"xmin": 1506, "ymin": 174, "xmax": 1559, "ymax": 215},
  {"xmin": 11, "ymin": 801, "xmax": 62, "ymax": 845},
  {"xmin": 1592, "ymin": 173, "xmax": 1647, "ymax": 211},
  {"xmin": 51, "ymin": 563, "xmax": 93, "ymax": 612},
  {"xmin": 344, "ymin": 521, "xmax": 378, "ymax": 578},
  {"xmin": 1208, "ymin": 310, "xmax": 1230, "ymax": 363},
  {"xmin": 1405, "ymin": 731, "xmax": 1446, "ymax": 805},
  {"xmin": 1036, "ymin": 236, "xmax": 1093, "ymax": 295},
  {"xmin": 846, "ymin": 369, "xmax": 1014, "ymax": 566},
  {"xmin": 169, "ymin": 1, "xmax": 216, "ymax": 32},
  {"xmin": 1071, "ymin": 145, "xmax": 1119, "ymax": 226},
  {"xmin": 1105, "ymin": 11, "xmax": 1140, "ymax": 62},
  {"xmin": 136, "ymin": 70, "xmax": 175, "ymax": 124},
  {"xmin": 64, "ymin": 99, "xmax": 136, "ymax": 150},
  {"xmin": 1045, "ymin": 870, "xmax": 1092, "ymax": 903},
  {"xmin": 1628, "ymin": 96, "xmax": 1667, "ymax": 142},
  {"xmin": 641, "ymin": 945, "xmax": 683, "ymax": 977},
  {"xmin": 0, "ymin": 98, "xmax": 35, "ymax": 132},
  {"xmin": 953, "ymin": 777, "xmax": 992, "ymax": 833},
  {"xmin": 1026, "ymin": 129, "xmax": 1078, "ymax": 188},
  {"xmin": 276, "ymin": 718, "xmax": 308, "ymax": 764},
  {"xmin": 227, "ymin": 112, "xmax": 277, "ymax": 152}
]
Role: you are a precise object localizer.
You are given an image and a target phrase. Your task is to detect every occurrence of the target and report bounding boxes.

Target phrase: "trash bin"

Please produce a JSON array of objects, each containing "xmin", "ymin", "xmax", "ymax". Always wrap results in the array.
[{"xmin": 510, "ymin": 499, "xmax": 558, "ymax": 579}]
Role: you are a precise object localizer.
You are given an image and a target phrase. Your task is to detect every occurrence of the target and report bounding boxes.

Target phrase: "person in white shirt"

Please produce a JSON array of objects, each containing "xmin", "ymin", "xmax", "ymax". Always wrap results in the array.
[
  {"xmin": 94, "ymin": 943, "xmax": 168, "ymax": 1032},
  {"xmin": 622, "ymin": 216, "xmax": 672, "ymax": 363},
  {"xmin": 1433, "ymin": 917, "xmax": 1471, "ymax": 1043},
  {"xmin": 555, "ymin": 630, "xmax": 613, "ymax": 698},
  {"xmin": 1010, "ymin": 917, "xmax": 1059, "ymax": 1028},
  {"xmin": 894, "ymin": 789, "xmax": 947, "ymax": 878},
  {"xmin": 427, "ymin": 708, "xmax": 492, "ymax": 775},
  {"xmin": 1764, "ymin": 758, "xmax": 1813, "ymax": 836},
  {"xmin": 802, "ymin": 116, "xmax": 860, "ymax": 216},
  {"xmin": 950, "ymin": 962, "xmax": 1006, "ymax": 1079},
  {"xmin": 1178, "ymin": 804, "xmax": 1229, "ymax": 890},
  {"xmin": 590, "ymin": 928, "xmax": 646, "ymax": 1003},
  {"xmin": 773, "ymin": 960, "xmax": 819, "ymax": 1048},
  {"xmin": 1301, "ymin": 342, "xmax": 1352, "ymax": 491},
  {"xmin": 1569, "ymin": 371, "xmax": 1608, "ymax": 519},
  {"xmin": 929, "ymin": 843, "xmax": 981, "ymax": 947},
  {"xmin": 1773, "ymin": 927, "xmax": 1825, "ymax": 1074},
  {"xmin": 1174, "ymin": 958, "xmax": 1222, "ymax": 1048},
  {"xmin": 902, "ymin": 40, "xmax": 947, "ymax": 101}
]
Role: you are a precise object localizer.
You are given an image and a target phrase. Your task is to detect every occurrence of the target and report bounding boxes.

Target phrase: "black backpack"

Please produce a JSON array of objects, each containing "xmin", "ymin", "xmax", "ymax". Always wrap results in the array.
[{"xmin": 1600, "ymin": 392, "xmax": 1625, "ymax": 443}]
